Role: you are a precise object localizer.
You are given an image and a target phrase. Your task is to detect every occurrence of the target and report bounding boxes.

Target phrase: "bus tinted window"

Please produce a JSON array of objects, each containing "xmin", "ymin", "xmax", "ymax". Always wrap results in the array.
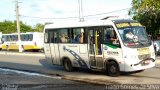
[
  {"xmin": 71, "ymin": 28, "xmax": 85, "ymax": 43},
  {"xmin": 2, "ymin": 36, "xmax": 7, "ymax": 41},
  {"xmin": 104, "ymin": 27, "xmax": 119, "ymax": 45},
  {"xmin": 14, "ymin": 35, "xmax": 18, "ymax": 41},
  {"xmin": 21, "ymin": 35, "xmax": 25, "ymax": 41},
  {"xmin": 21, "ymin": 34, "xmax": 33, "ymax": 41},
  {"xmin": 28, "ymin": 34, "xmax": 33, "ymax": 41},
  {"xmin": 59, "ymin": 29, "xmax": 69, "ymax": 43},
  {"xmin": 49, "ymin": 31, "xmax": 58, "ymax": 43},
  {"xmin": 46, "ymin": 28, "xmax": 86, "ymax": 44}
]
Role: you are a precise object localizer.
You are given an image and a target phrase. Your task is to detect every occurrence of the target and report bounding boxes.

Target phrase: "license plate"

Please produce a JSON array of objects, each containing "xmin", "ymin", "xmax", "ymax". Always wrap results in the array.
[{"xmin": 137, "ymin": 48, "xmax": 150, "ymax": 55}]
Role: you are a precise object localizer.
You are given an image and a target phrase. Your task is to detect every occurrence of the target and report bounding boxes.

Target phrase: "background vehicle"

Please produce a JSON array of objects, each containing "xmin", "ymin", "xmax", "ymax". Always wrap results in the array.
[
  {"xmin": 44, "ymin": 18, "xmax": 155, "ymax": 76},
  {"xmin": 1, "ymin": 32, "xmax": 44, "ymax": 52},
  {"xmin": 0, "ymin": 32, "xmax": 2, "ymax": 50}
]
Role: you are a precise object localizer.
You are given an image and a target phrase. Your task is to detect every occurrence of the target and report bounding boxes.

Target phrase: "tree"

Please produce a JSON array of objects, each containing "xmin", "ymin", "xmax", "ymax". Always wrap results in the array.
[
  {"xmin": 19, "ymin": 21, "xmax": 33, "ymax": 33},
  {"xmin": 33, "ymin": 23, "xmax": 44, "ymax": 32},
  {"xmin": 0, "ymin": 20, "xmax": 33, "ymax": 34},
  {"xmin": 0, "ymin": 20, "xmax": 16, "ymax": 34},
  {"xmin": 129, "ymin": 0, "xmax": 160, "ymax": 39}
]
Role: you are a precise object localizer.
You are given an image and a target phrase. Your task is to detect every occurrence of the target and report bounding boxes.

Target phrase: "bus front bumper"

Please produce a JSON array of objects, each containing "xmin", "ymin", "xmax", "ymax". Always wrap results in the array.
[{"xmin": 124, "ymin": 58, "xmax": 155, "ymax": 72}]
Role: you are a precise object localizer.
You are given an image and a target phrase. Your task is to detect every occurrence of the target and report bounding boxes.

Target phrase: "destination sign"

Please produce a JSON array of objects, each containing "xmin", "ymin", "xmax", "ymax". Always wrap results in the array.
[
  {"xmin": 116, "ymin": 22, "xmax": 142, "ymax": 28},
  {"xmin": 130, "ymin": 23, "xmax": 142, "ymax": 27}
]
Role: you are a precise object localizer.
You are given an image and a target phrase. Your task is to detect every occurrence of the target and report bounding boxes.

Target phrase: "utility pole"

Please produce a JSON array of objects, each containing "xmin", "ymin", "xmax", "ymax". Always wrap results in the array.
[
  {"xmin": 15, "ymin": 0, "xmax": 23, "ymax": 52},
  {"xmin": 78, "ymin": 0, "xmax": 84, "ymax": 22}
]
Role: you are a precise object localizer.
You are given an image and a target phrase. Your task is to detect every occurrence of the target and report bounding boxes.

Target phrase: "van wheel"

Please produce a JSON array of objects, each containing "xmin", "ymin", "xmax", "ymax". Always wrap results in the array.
[
  {"xmin": 40, "ymin": 48, "xmax": 44, "ymax": 53},
  {"xmin": 107, "ymin": 61, "xmax": 120, "ymax": 77},
  {"xmin": 63, "ymin": 59, "xmax": 73, "ymax": 72}
]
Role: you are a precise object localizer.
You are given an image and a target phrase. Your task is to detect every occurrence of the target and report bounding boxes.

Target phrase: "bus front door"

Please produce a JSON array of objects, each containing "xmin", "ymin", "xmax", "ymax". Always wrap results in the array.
[
  {"xmin": 88, "ymin": 29, "xmax": 103, "ymax": 69},
  {"xmin": 48, "ymin": 31, "xmax": 61, "ymax": 65}
]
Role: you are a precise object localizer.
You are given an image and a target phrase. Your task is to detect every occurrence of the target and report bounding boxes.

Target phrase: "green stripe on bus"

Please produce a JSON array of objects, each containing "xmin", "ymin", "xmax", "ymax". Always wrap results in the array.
[{"xmin": 105, "ymin": 44, "xmax": 119, "ymax": 49}]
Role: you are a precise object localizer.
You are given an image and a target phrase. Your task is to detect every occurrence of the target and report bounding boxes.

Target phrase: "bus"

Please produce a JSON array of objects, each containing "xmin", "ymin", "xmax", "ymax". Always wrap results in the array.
[
  {"xmin": 2, "ymin": 32, "xmax": 44, "ymax": 51},
  {"xmin": 0, "ymin": 32, "xmax": 2, "ymax": 50},
  {"xmin": 43, "ymin": 19, "xmax": 155, "ymax": 76}
]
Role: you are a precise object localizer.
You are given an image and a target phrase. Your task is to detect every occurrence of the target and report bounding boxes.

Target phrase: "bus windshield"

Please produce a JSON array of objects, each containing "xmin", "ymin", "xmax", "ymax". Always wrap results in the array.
[{"xmin": 118, "ymin": 26, "xmax": 151, "ymax": 48}]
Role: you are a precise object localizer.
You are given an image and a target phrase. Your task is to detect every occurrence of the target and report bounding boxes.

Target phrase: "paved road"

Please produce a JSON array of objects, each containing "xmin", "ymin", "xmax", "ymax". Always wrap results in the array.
[
  {"xmin": 0, "ymin": 68, "xmax": 105, "ymax": 90},
  {"xmin": 0, "ymin": 51, "xmax": 160, "ymax": 85}
]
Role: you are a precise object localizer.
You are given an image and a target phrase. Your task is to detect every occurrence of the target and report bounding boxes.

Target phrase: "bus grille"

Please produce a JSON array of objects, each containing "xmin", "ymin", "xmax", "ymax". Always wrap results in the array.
[{"xmin": 138, "ymin": 54, "xmax": 151, "ymax": 60}]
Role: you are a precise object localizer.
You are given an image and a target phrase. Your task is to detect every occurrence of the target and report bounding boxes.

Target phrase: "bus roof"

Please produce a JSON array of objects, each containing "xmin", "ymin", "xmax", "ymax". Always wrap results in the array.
[
  {"xmin": 44, "ymin": 20, "xmax": 113, "ymax": 29},
  {"xmin": 44, "ymin": 19, "xmax": 137, "ymax": 29}
]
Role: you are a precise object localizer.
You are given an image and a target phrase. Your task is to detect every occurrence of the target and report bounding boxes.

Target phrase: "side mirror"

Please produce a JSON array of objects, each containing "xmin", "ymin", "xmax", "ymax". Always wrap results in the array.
[{"xmin": 148, "ymin": 35, "xmax": 152, "ymax": 40}]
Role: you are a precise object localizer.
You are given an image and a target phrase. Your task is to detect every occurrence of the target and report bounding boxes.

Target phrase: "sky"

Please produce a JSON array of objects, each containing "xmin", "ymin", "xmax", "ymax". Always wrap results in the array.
[{"xmin": 0, "ymin": 0, "xmax": 132, "ymax": 27}]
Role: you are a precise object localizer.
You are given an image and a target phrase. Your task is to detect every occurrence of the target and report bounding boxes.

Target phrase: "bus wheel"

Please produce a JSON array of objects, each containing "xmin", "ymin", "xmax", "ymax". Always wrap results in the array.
[
  {"xmin": 63, "ymin": 59, "xmax": 73, "ymax": 72},
  {"xmin": 107, "ymin": 61, "xmax": 120, "ymax": 77}
]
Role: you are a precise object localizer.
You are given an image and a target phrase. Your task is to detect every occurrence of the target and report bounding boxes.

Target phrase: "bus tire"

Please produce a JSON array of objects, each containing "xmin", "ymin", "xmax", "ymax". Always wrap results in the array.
[
  {"xmin": 63, "ymin": 59, "xmax": 73, "ymax": 72},
  {"xmin": 107, "ymin": 61, "xmax": 120, "ymax": 77}
]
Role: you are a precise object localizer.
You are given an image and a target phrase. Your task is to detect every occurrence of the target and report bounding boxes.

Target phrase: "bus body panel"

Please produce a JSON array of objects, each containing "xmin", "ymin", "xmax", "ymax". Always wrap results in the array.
[
  {"xmin": 44, "ymin": 43, "xmax": 53, "ymax": 64},
  {"xmin": 50, "ymin": 44, "xmax": 60, "ymax": 65},
  {"xmin": 44, "ymin": 19, "xmax": 155, "ymax": 74},
  {"xmin": 103, "ymin": 44, "xmax": 125, "ymax": 71},
  {"xmin": 32, "ymin": 33, "xmax": 44, "ymax": 49},
  {"xmin": 122, "ymin": 45, "xmax": 155, "ymax": 71},
  {"xmin": 58, "ymin": 44, "xmax": 90, "ymax": 68}
]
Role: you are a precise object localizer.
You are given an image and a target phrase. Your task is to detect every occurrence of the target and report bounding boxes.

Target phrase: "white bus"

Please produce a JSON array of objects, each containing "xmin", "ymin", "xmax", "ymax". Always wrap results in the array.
[
  {"xmin": 2, "ymin": 32, "xmax": 44, "ymax": 51},
  {"xmin": 44, "ymin": 19, "xmax": 155, "ymax": 76},
  {"xmin": 0, "ymin": 32, "xmax": 2, "ymax": 50}
]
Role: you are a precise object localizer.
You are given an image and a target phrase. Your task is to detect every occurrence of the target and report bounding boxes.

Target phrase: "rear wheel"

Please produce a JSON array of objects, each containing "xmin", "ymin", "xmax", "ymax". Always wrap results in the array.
[
  {"xmin": 63, "ymin": 59, "xmax": 73, "ymax": 72},
  {"xmin": 107, "ymin": 61, "xmax": 120, "ymax": 77}
]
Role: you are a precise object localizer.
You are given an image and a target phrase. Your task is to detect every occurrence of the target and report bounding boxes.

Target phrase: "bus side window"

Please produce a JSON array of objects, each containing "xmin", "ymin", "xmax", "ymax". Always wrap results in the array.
[
  {"xmin": 104, "ymin": 27, "xmax": 119, "ymax": 45},
  {"xmin": 71, "ymin": 28, "xmax": 85, "ymax": 43},
  {"xmin": 60, "ymin": 33, "xmax": 68, "ymax": 43},
  {"xmin": 48, "ymin": 30, "xmax": 58, "ymax": 43},
  {"xmin": 54, "ymin": 31, "xmax": 59, "ymax": 43},
  {"xmin": 58, "ymin": 29, "xmax": 70, "ymax": 43},
  {"xmin": 50, "ymin": 31, "xmax": 54, "ymax": 43}
]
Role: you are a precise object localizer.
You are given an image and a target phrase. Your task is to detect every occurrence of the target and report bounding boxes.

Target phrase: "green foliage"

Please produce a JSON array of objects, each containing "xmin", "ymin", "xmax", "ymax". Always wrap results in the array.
[
  {"xmin": 0, "ymin": 20, "xmax": 44, "ymax": 34},
  {"xmin": 20, "ymin": 21, "xmax": 33, "ymax": 33},
  {"xmin": 0, "ymin": 20, "xmax": 16, "ymax": 34},
  {"xmin": 33, "ymin": 23, "xmax": 44, "ymax": 32},
  {"xmin": 129, "ymin": 0, "xmax": 160, "ymax": 38}
]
